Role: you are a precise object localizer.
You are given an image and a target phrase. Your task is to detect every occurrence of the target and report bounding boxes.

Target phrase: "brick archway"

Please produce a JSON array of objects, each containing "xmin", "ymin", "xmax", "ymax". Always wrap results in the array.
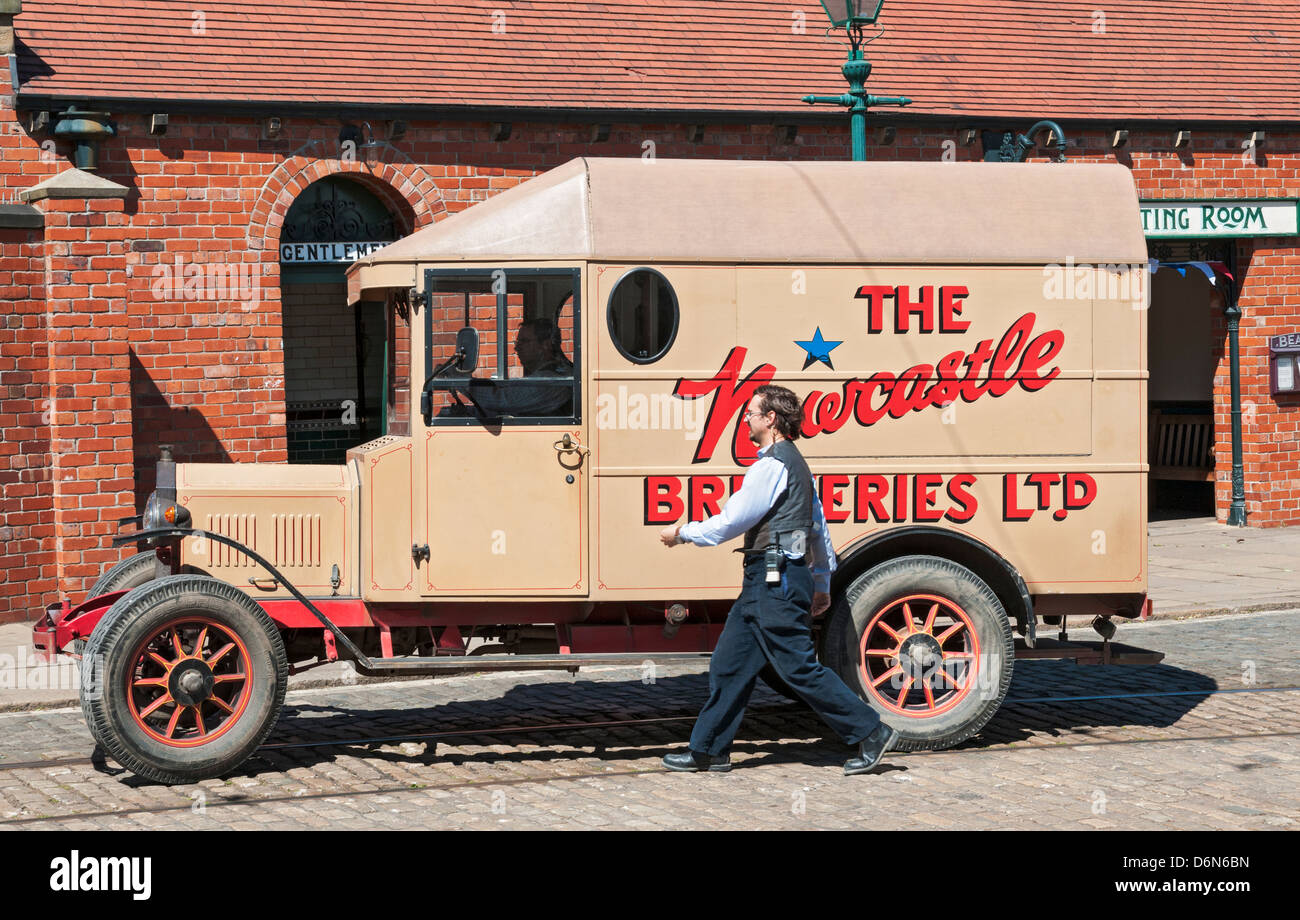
[
  {"xmin": 247, "ymin": 141, "xmax": 445, "ymax": 252},
  {"xmin": 250, "ymin": 144, "xmax": 444, "ymax": 462}
]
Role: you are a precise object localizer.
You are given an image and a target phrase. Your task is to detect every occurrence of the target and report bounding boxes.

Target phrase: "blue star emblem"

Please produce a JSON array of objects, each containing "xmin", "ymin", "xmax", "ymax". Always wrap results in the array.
[{"xmin": 794, "ymin": 327, "xmax": 842, "ymax": 370}]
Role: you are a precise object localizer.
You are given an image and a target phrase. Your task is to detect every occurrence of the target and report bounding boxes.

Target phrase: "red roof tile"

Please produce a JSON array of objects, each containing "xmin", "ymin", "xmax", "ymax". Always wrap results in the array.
[{"xmin": 12, "ymin": 1, "xmax": 1300, "ymax": 121}]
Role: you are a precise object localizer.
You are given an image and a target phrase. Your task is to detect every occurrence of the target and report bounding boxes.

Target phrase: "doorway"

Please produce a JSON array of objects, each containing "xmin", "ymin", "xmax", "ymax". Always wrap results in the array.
[
  {"xmin": 1146, "ymin": 258, "xmax": 1219, "ymax": 518},
  {"xmin": 279, "ymin": 177, "xmax": 401, "ymax": 463}
]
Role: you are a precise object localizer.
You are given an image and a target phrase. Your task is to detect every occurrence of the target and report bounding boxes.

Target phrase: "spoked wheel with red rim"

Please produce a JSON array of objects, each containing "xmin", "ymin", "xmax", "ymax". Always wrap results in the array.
[
  {"xmin": 859, "ymin": 594, "xmax": 981, "ymax": 718},
  {"xmin": 824, "ymin": 555, "xmax": 1014, "ymax": 752},
  {"xmin": 81, "ymin": 575, "xmax": 287, "ymax": 785},
  {"xmin": 126, "ymin": 618, "xmax": 253, "ymax": 747}
]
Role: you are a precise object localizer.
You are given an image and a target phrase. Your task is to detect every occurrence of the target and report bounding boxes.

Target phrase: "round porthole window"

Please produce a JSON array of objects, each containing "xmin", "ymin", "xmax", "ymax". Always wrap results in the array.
[{"xmin": 606, "ymin": 268, "xmax": 679, "ymax": 364}]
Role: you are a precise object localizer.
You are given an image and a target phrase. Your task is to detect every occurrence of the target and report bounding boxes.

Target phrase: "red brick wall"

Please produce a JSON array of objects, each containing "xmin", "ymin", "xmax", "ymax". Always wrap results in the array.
[
  {"xmin": 0, "ymin": 68, "xmax": 54, "ymax": 623},
  {"xmin": 0, "ymin": 226, "xmax": 54, "ymax": 623},
  {"xmin": 1226, "ymin": 242, "xmax": 1300, "ymax": 524},
  {"xmin": 388, "ymin": 298, "xmax": 410, "ymax": 437},
  {"xmin": 1, "ymin": 111, "xmax": 1298, "ymax": 622},
  {"xmin": 42, "ymin": 195, "xmax": 137, "ymax": 604}
]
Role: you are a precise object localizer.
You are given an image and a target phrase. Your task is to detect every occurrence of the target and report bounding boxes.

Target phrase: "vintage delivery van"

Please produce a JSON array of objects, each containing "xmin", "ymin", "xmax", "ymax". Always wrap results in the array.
[{"xmin": 34, "ymin": 158, "xmax": 1155, "ymax": 783}]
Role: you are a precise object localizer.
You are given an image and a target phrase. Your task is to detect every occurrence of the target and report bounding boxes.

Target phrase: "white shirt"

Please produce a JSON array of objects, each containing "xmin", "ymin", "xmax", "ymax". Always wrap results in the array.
[{"xmin": 678, "ymin": 441, "xmax": 837, "ymax": 594}]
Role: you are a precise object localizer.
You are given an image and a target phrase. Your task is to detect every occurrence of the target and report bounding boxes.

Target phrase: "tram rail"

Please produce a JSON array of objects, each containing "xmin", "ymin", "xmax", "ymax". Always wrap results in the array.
[{"xmin": 0, "ymin": 684, "xmax": 1296, "ymax": 790}]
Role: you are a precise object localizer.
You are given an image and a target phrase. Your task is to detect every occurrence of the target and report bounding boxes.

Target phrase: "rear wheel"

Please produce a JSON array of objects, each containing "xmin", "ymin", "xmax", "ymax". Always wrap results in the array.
[
  {"xmin": 81, "ymin": 575, "xmax": 287, "ymax": 784},
  {"xmin": 824, "ymin": 555, "xmax": 1013, "ymax": 751}
]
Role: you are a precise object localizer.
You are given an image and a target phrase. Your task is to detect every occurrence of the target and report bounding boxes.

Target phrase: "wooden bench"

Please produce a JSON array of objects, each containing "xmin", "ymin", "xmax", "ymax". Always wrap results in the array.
[{"xmin": 1150, "ymin": 410, "xmax": 1215, "ymax": 482}]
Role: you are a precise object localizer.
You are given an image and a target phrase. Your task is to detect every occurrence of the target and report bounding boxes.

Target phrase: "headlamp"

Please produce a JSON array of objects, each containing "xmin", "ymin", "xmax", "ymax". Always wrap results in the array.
[{"xmin": 142, "ymin": 492, "xmax": 191, "ymax": 530}]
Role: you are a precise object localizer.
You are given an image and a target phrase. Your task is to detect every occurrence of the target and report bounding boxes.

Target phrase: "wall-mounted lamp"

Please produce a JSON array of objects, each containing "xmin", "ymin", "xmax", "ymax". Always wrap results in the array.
[
  {"xmin": 590, "ymin": 123, "xmax": 611, "ymax": 143},
  {"xmin": 1111, "ymin": 129, "xmax": 1129, "ymax": 149},
  {"xmin": 490, "ymin": 122, "xmax": 512, "ymax": 142},
  {"xmin": 359, "ymin": 121, "xmax": 384, "ymax": 152},
  {"xmin": 981, "ymin": 120, "xmax": 1068, "ymax": 162},
  {"xmin": 149, "ymin": 113, "xmax": 169, "ymax": 136},
  {"xmin": 52, "ymin": 106, "xmax": 116, "ymax": 172},
  {"xmin": 1174, "ymin": 130, "xmax": 1192, "ymax": 148}
]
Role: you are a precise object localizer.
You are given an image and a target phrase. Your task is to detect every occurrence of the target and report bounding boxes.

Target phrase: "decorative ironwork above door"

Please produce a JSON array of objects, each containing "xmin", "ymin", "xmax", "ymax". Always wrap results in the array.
[{"xmin": 281, "ymin": 176, "xmax": 398, "ymax": 245}]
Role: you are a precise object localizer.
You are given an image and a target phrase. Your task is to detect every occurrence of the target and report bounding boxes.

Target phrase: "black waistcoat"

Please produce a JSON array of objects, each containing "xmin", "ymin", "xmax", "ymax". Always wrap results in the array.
[{"xmin": 743, "ymin": 438, "xmax": 814, "ymax": 554}]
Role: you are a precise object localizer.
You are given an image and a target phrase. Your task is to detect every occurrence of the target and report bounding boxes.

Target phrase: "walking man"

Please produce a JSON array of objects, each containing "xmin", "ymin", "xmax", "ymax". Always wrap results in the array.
[{"xmin": 659, "ymin": 384, "xmax": 899, "ymax": 775}]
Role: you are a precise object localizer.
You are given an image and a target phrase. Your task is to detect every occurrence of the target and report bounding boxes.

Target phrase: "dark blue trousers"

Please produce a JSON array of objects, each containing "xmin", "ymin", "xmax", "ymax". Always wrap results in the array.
[{"xmin": 689, "ymin": 557, "xmax": 882, "ymax": 756}]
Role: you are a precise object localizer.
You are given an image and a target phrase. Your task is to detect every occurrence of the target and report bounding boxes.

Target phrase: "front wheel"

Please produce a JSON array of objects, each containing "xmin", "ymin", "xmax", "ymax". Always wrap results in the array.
[
  {"xmin": 89, "ymin": 550, "xmax": 204, "ymax": 598},
  {"xmin": 81, "ymin": 575, "xmax": 287, "ymax": 784},
  {"xmin": 824, "ymin": 555, "xmax": 1014, "ymax": 752}
]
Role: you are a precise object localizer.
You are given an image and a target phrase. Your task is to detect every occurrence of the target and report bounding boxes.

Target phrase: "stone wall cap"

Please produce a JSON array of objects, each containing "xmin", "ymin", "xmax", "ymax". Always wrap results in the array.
[
  {"xmin": 0, "ymin": 202, "xmax": 43, "ymax": 228},
  {"xmin": 0, "ymin": 1, "xmax": 21, "ymax": 17},
  {"xmin": 20, "ymin": 167, "xmax": 129, "ymax": 202}
]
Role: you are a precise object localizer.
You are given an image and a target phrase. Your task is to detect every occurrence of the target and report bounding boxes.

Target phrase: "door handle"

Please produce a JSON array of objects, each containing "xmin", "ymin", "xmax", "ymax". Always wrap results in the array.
[
  {"xmin": 553, "ymin": 434, "xmax": 590, "ymax": 471},
  {"xmin": 553, "ymin": 433, "xmax": 590, "ymax": 458}
]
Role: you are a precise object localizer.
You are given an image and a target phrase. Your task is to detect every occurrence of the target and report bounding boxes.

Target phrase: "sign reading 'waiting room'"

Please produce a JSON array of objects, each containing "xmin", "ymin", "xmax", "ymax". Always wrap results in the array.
[{"xmin": 1140, "ymin": 199, "xmax": 1299, "ymax": 238}]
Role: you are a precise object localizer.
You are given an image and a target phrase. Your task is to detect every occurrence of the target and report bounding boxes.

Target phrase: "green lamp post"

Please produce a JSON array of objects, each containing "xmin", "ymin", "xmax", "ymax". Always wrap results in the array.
[{"xmin": 802, "ymin": 0, "xmax": 911, "ymax": 161}]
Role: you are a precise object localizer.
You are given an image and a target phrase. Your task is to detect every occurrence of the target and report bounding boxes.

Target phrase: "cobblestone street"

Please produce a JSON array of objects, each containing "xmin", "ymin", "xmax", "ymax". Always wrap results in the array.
[{"xmin": 0, "ymin": 610, "xmax": 1296, "ymax": 831}]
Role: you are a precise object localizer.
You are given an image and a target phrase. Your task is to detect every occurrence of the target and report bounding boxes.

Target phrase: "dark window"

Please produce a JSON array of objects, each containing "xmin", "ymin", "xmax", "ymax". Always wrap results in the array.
[
  {"xmin": 607, "ymin": 268, "xmax": 678, "ymax": 364},
  {"xmin": 422, "ymin": 269, "xmax": 580, "ymax": 426}
]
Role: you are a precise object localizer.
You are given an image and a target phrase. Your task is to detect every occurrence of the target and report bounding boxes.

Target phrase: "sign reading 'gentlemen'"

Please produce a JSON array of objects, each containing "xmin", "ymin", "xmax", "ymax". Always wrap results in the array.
[
  {"xmin": 1140, "ymin": 199, "xmax": 1299, "ymax": 238},
  {"xmin": 279, "ymin": 241, "xmax": 390, "ymax": 264}
]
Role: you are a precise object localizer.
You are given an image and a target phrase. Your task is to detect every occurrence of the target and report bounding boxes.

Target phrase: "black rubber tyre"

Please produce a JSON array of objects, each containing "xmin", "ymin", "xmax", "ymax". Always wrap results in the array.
[
  {"xmin": 83, "ymin": 553, "xmax": 209, "ymax": 753},
  {"xmin": 80, "ymin": 575, "xmax": 287, "ymax": 785},
  {"xmin": 89, "ymin": 551, "xmax": 202, "ymax": 598},
  {"xmin": 823, "ymin": 555, "xmax": 1014, "ymax": 752}
]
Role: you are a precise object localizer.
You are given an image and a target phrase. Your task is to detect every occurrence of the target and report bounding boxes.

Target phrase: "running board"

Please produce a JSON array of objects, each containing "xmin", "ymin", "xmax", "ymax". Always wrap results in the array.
[
  {"xmin": 356, "ymin": 651, "xmax": 713, "ymax": 676},
  {"xmin": 1014, "ymin": 638, "xmax": 1165, "ymax": 666}
]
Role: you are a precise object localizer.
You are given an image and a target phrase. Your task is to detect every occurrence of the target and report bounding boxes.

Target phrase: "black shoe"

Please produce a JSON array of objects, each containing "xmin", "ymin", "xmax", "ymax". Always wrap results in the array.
[
  {"xmin": 843, "ymin": 723, "xmax": 899, "ymax": 776},
  {"xmin": 662, "ymin": 751, "xmax": 733, "ymax": 773}
]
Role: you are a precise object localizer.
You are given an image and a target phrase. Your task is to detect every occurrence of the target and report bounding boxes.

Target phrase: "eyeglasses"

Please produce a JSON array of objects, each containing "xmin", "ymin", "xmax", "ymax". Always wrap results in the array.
[{"xmin": 742, "ymin": 410, "xmax": 769, "ymax": 421}]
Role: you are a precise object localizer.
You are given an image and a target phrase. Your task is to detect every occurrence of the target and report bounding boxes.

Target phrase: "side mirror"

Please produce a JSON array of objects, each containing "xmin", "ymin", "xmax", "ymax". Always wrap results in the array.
[{"xmin": 456, "ymin": 326, "xmax": 479, "ymax": 374}]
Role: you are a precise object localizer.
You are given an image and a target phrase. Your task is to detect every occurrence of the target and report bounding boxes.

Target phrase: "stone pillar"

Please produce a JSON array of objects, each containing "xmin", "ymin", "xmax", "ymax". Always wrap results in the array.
[
  {"xmin": 22, "ymin": 169, "xmax": 134, "ymax": 601},
  {"xmin": 0, "ymin": 1, "xmax": 20, "ymax": 58}
]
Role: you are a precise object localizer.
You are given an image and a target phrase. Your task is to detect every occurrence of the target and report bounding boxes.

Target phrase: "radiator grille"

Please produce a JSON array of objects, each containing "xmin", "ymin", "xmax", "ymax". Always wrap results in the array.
[
  {"xmin": 273, "ymin": 513, "xmax": 322, "ymax": 568},
  {"xmin": 205, "ymin": 514, "xmax": 257, "ymax": 568}
]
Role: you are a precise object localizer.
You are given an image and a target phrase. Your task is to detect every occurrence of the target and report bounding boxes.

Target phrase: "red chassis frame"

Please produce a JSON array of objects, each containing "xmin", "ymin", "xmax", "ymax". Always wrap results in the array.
[{"xmin": 31, "ymin": 592, "xmax": 730, "ymax": 665}]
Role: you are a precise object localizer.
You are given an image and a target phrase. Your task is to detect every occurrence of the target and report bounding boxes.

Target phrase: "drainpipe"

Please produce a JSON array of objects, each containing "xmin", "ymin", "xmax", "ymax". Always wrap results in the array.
[
  {"xmin": 1, "ymin": 0, "xmax": 19, "ymax": 95},
  {"xmin": 1222, "ymin": 247, "xmax": 1247, "ymax": 526}
]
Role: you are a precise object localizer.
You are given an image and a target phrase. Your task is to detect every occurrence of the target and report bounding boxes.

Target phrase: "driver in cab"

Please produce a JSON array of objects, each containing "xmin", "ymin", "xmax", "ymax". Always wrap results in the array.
[{"xmin": 438, "ymin": 317, "xmax": 573, "ymax": 419}]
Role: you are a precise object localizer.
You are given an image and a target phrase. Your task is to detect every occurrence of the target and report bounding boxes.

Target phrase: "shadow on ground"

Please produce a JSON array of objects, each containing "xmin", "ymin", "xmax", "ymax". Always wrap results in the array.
[{"xmin": 97, "ymin": 656, "xmax": 1226, "ymax": 786}]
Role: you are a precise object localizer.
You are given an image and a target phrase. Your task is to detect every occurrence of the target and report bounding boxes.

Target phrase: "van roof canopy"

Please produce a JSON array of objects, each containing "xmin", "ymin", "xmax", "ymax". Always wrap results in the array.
[{"xmin": 347, "ymin": 157, "xmax": 1146, "ymax": 298}]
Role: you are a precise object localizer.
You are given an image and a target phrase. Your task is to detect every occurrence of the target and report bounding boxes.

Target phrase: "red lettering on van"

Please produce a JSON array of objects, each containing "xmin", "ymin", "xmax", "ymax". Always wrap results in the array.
[
  {"xmin": 1059, "ymin": 472, "xmax": 1098, "ymax": 520},
  {"xmin": 1002, "ymin": 472, "xmax": 1099, "ymax": 522},
  {"xmin": 673, "ymin": 346, "xmax": 774, "ymax": 465},
  {"xmin": 855, "ymin": 284, "xmax": 971, "ymax": 334},
  {"xmin": 820, "ymin": 475, "xmax": 852, "ymax": 523},
  {"xmin": 645, "ymin": 476, "xmax": 684, "ymax": 524},
  {"xmin": 689, "ymin": 476, "xmax": 727, "ymax": 520},
  {"xmin": 944, "ymin": 474, "xmax": 978, "ymax": 523},
  {"xmin": 676, "ymin": 314, "xmax": 1064, "ymax": 465}
]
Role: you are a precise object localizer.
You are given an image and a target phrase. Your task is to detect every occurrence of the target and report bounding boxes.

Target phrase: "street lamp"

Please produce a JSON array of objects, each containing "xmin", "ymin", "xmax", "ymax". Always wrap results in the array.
[{"xmin": 802, "ymin": 0, "xmax": 911, "ymax": 161}]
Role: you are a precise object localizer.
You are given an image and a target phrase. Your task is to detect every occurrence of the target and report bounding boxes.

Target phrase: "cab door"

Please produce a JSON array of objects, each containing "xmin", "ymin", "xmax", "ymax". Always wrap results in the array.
[{"xmin": 419, "ymin": 267, "xmax": 588, "ymax": 595}]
